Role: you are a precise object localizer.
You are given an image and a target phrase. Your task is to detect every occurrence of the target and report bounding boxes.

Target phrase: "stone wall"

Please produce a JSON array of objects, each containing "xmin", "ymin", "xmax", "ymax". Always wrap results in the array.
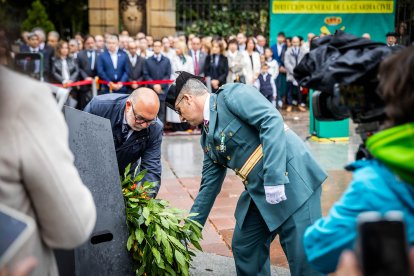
[
  {"xmin": 146, "ymin": 0, "xmax": 176, "ymax": 38},
  {"xmin": 88, "ymin": 0, "xmax": 119, "ymax": 36}
]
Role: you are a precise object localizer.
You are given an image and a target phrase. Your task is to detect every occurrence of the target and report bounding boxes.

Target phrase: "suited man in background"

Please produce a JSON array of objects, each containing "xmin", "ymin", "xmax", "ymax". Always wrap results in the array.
[
  {"xmin": 127, "ymin": 41, "xmax": 145, "ymax": 93},
  {"xmin": 77, "ymin": 35, "xmax": 98, "ymax": 109},
  {"xmin": 97, "ymin": 34, "xmax": 129, "ymax": 94},
  {"xmin": 167, "ymin": 72, "xmax": 327, "ymax": 276},
  {"xmin": 144, "ymin": 40, "xmax": 171, "ymax": 124},
  {"xmin": 284, "ymin": 36, "xmax": 307, "ymax": 112},
  {"xmin": 33, "ymin": 28, "xmax": 54, "ymax": 81},
  {"xmin": 271, "ymin": 32, "xmax": 288, "ymax": 109},
  {"xmin": 189, "ymin": 36, "xmax": 207, "ymax": 76},
  {"xmin": 18, "ymin": 32, "xmax": 42, "ymax": 80}
]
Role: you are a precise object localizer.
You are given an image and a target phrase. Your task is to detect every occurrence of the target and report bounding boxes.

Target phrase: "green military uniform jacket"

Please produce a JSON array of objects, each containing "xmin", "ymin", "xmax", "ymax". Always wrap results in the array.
[{"xmin": 190, "ymin": 83, "xmax": 327, "ymax": 232}]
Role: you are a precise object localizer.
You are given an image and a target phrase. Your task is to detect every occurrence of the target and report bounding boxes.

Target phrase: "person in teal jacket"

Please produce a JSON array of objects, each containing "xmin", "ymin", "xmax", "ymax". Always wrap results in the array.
[
  {"xmin": 303, "ymin": 46, "xmax": 414, "ymax": 274},
  {"xmin": 166, "ymin": 71, "xmax": 327, "ymax": 276}
]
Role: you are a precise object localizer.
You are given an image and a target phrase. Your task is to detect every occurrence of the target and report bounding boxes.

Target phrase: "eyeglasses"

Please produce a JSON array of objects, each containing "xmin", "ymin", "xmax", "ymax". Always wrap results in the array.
[
  {"xmin": 130, "ymin": 102, "xmax": 157, "ymax": 125},
  {"xmin": 174, "ymin": 96, "xmax": 185, "ymax": 116}
]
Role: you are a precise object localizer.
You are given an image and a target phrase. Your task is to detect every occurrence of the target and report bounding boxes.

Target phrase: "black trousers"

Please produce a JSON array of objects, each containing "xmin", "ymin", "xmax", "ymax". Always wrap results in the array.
[{"xmin": 158, "ymin": 100, "xmax": 166, "ymax": 124}]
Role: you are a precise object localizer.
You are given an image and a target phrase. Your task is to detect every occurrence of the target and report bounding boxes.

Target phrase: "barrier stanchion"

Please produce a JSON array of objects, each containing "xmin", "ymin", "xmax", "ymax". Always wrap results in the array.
[{"xmin": 92, "ymin": 77, "xmax": 98, "ymax": 97}]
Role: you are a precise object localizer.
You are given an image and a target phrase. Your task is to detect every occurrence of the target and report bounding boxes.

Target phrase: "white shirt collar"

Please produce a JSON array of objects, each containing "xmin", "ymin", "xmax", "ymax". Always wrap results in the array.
[
  {"xmin": 109, "ymin": 48, "xmax": 118, "ymax": 55},
  {"xmin": 203, "ymin": 93, "xmax": 211, "ymax": 122}
]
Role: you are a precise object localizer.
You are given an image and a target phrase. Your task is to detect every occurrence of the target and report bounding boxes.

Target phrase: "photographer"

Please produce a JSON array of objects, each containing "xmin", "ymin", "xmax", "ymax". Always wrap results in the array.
[{"xmin": 303, "ymin": 46, "xmax": 414, "ymax": 274}]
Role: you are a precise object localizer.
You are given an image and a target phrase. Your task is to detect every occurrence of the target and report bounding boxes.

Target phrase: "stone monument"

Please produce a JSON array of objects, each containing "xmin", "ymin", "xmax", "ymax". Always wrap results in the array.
[
  {"xmin": 55, "ymin": 107, "xmax": 135, "ymax": 276},
  {"xmin": 121, "ymin": 0, "xmax": 146, "ymax": 36},
  {"xmin": 88, "ymin": 0, "xmax": 176, "ymax": 39}
]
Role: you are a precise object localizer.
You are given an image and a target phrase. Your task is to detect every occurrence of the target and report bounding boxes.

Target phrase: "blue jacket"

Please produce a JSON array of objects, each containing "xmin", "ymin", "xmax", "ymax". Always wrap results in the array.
[
  {"xmin": 97, "ymin": 49, "xmax": 130, "ymax": 93},
  {"xmin": 143, "ymin": 55, "xmax": 171, "ymax": 101},
  {"xmin": 304, "ymin": 159, "xmax": 414, "ymax": 273},
  {"xmin": 270, "ymin": 43, "xmax": 286, "ymax": 67},
  {"xmin": 84, "ymin": 94, "xmax": 163, "ymax": 192}
]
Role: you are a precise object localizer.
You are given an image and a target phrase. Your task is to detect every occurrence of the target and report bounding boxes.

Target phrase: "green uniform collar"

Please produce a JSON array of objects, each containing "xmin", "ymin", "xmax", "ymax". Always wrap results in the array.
[{"xmin": 366, "ymin": 122, "xmax": 414, "ymax": 185}]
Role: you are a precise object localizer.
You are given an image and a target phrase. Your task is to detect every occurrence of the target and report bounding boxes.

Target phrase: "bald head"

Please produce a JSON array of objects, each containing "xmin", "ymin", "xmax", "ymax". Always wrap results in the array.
[
  {"xmin": 125, "ymin": 88, "xmax": 160, "ymax": 131},
  {"xmin": 131, "ymin": 87, "xmax": 159, "ymax": 113},
  {"xmin": 292, "ymin": 36, "xmax": 300, "ymax": 47}
]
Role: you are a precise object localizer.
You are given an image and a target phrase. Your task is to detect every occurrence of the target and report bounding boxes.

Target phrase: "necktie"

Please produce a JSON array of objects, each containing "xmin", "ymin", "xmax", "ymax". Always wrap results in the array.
[
  {"xmin": 87, "ymin": 51, "xmax": 95, "ymax": 70},
  {"xmin": 194, "ymin": 51, "xmax": 199, "ymax": 75},
  {"xmin": 87, "ymin": 51, "xmax": 92, "ymax": 68}
]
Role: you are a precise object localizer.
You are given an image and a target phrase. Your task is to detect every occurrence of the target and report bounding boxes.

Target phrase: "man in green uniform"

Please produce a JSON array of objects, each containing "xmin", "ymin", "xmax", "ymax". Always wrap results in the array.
[{"xmin": 166, "ymin": 72, "xmax": 327, "ymax": 275}]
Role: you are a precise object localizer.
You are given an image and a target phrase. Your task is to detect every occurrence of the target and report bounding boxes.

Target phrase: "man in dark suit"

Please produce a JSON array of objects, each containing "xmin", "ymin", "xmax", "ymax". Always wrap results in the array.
[
  {"xmin": 19, "ymin": 31, "xmax": 53, "ymax": 81},
  {"xmin": 96, "ymin": 34, "xmax": 129, "ymax": 94},
  {"xmin": 127, "ymin": 41, "xmax": 145, "ymax": 93},
  {"xmin": 189, "ymin": 36, "xmax": 207, "ymax": 76},
  {"xmin": 143, "ymin": 40, "xmax": 171, "ymax": 123},
  {"xmin": 77, "ymin": 35, "xmax": 98, "ymax": 109},
  {"xmin": 271, "ymin": 32, "xmax": 288, "ymax": 109},
  {"xmin": 84, "ymin": 88, "xmax": 163, "ymax": 196},
  {"xmin": 33, "ymin": 28, "xmax": 54, "ymax": 81}
]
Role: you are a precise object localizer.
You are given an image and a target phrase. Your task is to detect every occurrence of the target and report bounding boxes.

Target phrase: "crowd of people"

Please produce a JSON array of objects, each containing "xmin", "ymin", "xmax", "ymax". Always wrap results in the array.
[
  {"xmin": 5, "ymin": 26, "xmax": 411, "ymax": 130},
  {"xmin": 1, "ymin": 22, "xmax": 414, "ymax": 276},
  {"xmin": 9, "ymin": 28, "xmax": 317, "ymax": 128}
]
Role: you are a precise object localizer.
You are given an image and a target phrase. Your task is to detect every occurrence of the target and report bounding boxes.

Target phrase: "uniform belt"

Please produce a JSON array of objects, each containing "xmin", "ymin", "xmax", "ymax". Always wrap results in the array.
[{"xmin": 234, "ymin": 123, "xmax": 290, "ymax": 184}]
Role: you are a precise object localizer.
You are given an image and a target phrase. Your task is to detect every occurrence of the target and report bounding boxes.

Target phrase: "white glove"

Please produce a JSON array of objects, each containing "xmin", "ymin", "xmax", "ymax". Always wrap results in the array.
[{"xmin": 264, "ymin": 185, "xmax": 287, "ymax": 204}]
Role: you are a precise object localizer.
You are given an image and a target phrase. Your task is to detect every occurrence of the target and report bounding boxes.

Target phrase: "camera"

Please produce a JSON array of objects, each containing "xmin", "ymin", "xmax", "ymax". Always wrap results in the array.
[{"xmin": 294, "ymin": 31, "xmax": 403, "ymax": 143}]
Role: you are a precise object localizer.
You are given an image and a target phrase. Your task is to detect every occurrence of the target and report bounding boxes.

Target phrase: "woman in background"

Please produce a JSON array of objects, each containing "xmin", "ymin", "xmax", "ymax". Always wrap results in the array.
[
  {"xmin": 242, "ymin": 37, "xmax": 260, "ymax": 85},
  {"xmin": 226, "ymin": 38, "xmax": 246, "ymax": 84},
  {"xmin": 204, "ymin": 39, "xmax": 228, "ymax": 93},
  {"xmin": 51, "ymin": 40, "xmax": 79, "ymax": 107},
  {"xmin": 51, "ymin": 40, "xmax": 79, "ymax": 86}
]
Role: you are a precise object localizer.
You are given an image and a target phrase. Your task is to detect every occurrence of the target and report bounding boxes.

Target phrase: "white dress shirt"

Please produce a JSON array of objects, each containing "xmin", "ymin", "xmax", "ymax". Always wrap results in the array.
[
  {"xmin": 109, "ymin": 48, "xmax": 118, "ymax": 69},
  {"xmin": 129, "ymin": 54, "xmax": 137, "ymax": 67},
  {"xmin": 203, "ymin": 93, "xmax": 211, "ymax": 122},
  {"xmin": 61, "ymin": 58, "xmax": 70, "ymax": 82}
]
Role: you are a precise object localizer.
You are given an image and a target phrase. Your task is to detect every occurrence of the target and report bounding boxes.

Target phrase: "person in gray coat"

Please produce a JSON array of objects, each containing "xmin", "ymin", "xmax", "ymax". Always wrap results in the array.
[
  {"xmin": 284, "ymin": 36, "xmax": 307, "ymax": 112},
  {"xmin": 226, "ymin": 39, "xmax": 246, "ymax": 83},
  {"xmin": 0, "ymin": 66, "xmax": 96, "ymax": 276}
]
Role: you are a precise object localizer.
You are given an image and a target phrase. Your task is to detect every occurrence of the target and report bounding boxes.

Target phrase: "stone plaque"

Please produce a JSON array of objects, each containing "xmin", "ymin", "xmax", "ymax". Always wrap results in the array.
[{"xmin": 55, "ymin": 107, "xmax": 135, "ymax": 276}]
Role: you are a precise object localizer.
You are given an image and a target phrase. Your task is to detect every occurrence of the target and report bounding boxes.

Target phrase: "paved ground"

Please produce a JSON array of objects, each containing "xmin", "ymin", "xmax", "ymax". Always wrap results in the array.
[{"xmin": 158, "ymin": 110, "xmax": 361, "ymax": 274}]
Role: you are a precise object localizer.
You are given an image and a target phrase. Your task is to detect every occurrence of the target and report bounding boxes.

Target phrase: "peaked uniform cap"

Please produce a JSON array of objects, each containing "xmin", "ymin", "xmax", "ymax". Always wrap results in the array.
[{"xmin": 166, "ymin": 71, "xmax": 204, "ymax": 111}]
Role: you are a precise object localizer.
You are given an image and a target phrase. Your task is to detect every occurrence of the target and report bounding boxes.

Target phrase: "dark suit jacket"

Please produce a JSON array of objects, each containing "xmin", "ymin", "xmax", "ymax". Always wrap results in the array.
[
  {"xmin": 143, "ymin": 55, "xmax": 171, "ymax": 101},
  {"xmin": 84, "ymin": 93, "xmax": 163, "ymax": 194},
  {"xmin": 204, "ymin": 54, "xmax": 229, "ymax": 86},
  {"xmin": 188, "ymin": 50, "xmax": 207, "ymax": 76},
  {"xmin": 51, "ymin": 56, "xmax": 79, "ymax": 84},
  {"xmin": 77, "ymin": 50, "xmax": 98, "ymax": 79},
  {"xmin": 271, "ymin": 43, "xmax": 287, "ymax": 67},
  {"xmin": 97, "ymin": 49, "xmax": 129, "ymax": 93},
  {"xmin": 20, "ymin": 44, "xmax": 54, "ymax": 79},
  {"xmin": 127, "ymin": 55, "xmax": 145, "ymax": 82}
]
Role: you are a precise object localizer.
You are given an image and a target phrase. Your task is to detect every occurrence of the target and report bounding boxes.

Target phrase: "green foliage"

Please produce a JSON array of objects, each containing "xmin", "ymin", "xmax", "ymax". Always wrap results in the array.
[
  {"xmin": 121, "ymin": 164, "xmax": 203, "ymax": 275},
  {"xmin": 183, "ymin": 9, "xmax": 269, "ymax": 38},
  {"xmin": 21, "ymin": 0, "xmax": 55, "ymax": 34}
]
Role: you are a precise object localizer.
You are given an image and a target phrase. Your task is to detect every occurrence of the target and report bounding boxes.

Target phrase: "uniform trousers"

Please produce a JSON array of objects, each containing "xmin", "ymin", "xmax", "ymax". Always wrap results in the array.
[{"xmin": 232, "ymin": 187, "xmax": 324, "ymax": 276}]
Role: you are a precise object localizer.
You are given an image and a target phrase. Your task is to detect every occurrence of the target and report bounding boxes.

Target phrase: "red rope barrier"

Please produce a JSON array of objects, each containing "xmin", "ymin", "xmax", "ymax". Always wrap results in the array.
[{"xmin": 50, "ymin": 79, "xmax": 174, "ymax": 88}]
